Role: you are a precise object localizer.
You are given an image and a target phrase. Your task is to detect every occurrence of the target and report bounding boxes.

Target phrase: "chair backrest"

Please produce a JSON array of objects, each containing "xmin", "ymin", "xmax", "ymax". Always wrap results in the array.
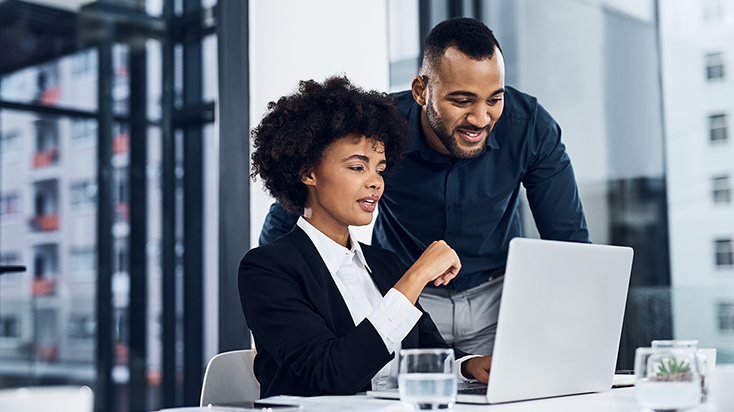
[
  {"xmin": 0, "ymin": 386, "xmax": 94, "ymax": 412},
  {"xmin": 200, "ymin": 349, "xmax": 259, "ymax": 406}
]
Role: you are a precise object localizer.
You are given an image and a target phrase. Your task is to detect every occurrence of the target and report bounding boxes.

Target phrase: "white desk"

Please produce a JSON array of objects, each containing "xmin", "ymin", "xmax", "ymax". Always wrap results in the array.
[{"xmin": 159, "ymin": 388, "xmax": 724, "ymax": 412}]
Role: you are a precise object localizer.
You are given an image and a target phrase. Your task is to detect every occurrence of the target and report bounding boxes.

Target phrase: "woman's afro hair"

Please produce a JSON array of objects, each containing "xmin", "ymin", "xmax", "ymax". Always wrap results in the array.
[{"xmin": 250, "ymin": 76, "xmax": 409, "ymax": 214}]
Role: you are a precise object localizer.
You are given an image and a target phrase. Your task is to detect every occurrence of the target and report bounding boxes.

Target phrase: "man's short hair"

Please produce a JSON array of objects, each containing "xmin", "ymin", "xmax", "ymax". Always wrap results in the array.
[{"xmin": 421, "ymin": 17, "xmax": 502, "ymax": 74}]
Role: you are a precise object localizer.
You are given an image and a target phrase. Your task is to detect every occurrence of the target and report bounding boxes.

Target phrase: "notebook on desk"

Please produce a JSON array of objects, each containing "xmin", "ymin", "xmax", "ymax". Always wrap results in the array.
[{"xmin": 368, "ymin": 237, "xmax": 634, "ymax": 404}]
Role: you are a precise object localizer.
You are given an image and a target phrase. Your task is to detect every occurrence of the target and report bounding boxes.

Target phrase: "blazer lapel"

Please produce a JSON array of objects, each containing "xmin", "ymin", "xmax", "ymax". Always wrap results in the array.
[{"xmin": 286, "ymin": 227, "xmax": 358, "ymax": 336}]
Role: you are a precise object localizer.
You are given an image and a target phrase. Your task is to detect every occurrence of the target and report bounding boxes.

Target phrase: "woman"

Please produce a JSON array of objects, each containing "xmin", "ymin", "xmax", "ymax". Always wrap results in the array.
[{"xmin": 240, "ymin": 76, "xmax": 492, "ymax": 398}]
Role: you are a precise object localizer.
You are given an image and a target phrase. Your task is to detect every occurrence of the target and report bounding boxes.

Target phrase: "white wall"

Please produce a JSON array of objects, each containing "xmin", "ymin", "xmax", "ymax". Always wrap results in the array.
[{"xmin": 248, "ymin": 0, "xmax": 391, "ymax": 247}]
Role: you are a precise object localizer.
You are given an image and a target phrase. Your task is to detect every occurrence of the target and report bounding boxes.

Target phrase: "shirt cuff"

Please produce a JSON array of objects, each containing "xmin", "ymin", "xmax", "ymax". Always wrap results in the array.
[
  {"xmin": 367, "ymin": 288, "xmax": 422, "ymax": 354},
  {"xmin": 456, "ymin": 354, "xmax": 482, "ymax": 382}
]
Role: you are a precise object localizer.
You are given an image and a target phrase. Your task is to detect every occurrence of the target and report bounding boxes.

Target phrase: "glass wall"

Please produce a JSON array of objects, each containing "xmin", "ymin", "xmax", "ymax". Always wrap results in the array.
[
  {"xmin": 0, "ymin": 0, "xmax": 219, "ymax": 410},
  {"xmin": 387, "ymin": 0, "xmax": 733, "ymax": 369}
]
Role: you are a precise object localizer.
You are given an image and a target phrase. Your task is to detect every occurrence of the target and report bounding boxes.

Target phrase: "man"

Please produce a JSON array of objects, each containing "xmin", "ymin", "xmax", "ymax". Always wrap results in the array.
[{"xmin": 259, "ymin": 18, "xmax": 589, "ymax": 356}]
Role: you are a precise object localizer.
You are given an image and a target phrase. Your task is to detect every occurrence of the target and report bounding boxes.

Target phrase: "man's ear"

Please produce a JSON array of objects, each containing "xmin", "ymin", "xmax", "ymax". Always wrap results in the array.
[{"xmin": 411, "ymin": 75, "xmax": 427, "ymax": 106}]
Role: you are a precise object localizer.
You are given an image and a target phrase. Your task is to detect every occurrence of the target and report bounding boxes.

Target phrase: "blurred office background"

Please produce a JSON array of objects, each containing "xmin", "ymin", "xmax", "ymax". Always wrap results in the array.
[{"xmin": 0, "ymin": 0, "xmax": 731, "ymax": 410}]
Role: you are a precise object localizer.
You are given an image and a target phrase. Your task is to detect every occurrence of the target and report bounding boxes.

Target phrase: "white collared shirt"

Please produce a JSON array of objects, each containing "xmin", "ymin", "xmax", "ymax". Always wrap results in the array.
[{"xmin": 297, "ymin": 217, "xmax": 422, "ymax": 389}]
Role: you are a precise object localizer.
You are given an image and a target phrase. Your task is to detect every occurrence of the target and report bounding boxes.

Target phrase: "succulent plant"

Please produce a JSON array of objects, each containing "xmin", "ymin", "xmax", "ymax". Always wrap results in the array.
[
  {"xmin": 651, "ymin": 357, "xmax": 693, "ymax": 382},
  {"xmin": 657, "ymin": 357, "xmax": 691, "ymax": 375}
]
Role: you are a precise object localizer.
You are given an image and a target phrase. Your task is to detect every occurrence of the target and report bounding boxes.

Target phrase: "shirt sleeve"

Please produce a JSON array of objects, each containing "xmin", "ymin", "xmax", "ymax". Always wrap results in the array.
[
  {"xmin": 367, "ymin": 288, "xmax": 422, "ymax": 355},
  {"xmin": 456, "ymin": 354, "xmax": 482, "ymax": 382}
]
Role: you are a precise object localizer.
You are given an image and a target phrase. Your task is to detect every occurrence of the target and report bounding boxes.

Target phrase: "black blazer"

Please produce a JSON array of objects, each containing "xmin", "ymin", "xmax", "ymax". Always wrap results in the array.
[{"xmin": 238, "ymin": 226, "xmax": 460, "ymax": 398}]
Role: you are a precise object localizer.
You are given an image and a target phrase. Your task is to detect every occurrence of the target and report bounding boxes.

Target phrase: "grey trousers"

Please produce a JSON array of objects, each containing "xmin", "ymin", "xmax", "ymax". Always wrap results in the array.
[{"xmin": 418, "ymin": 275, "xmax": 504, "ymax": 356}]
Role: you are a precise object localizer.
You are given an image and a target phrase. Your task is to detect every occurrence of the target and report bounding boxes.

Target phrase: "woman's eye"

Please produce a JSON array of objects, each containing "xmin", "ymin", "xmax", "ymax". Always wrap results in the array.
[
  {"xmin": 349, "ymin": 165, "xmax": 364, "ymax": 171},
  {"xmin": 377, "ymin": 168, "xmax": 386, "ymax": 175}
]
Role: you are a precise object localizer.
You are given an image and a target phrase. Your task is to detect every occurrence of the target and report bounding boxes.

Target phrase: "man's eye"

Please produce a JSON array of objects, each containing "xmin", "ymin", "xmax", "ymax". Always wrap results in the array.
[
  {"xmin": 488, "ymin": 97, "xmax": 503, "ymax": 105},
  {"xmin": 452, "ymin": 99, "xmax": 471, "ymax": 105}
]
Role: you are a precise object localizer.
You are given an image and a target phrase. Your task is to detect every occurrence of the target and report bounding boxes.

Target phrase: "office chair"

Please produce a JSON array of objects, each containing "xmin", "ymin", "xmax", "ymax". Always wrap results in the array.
[{"xmin": 200, "ymin": 349, "xmax": 260, "ymax": 406}]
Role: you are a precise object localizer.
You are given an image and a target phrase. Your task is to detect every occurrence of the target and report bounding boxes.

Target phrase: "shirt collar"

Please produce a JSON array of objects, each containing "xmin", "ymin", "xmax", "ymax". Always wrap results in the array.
[
  {"xmin": 296, "ymin": 216, "xmax": 372, "ymax": 276},
  {"xmin": 404, "ymin": 96, "xmax": 500, "ymax": 159}
]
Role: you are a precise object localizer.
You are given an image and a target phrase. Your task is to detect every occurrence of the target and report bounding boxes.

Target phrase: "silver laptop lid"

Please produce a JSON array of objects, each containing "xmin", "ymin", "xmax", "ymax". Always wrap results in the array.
[{"xmin": 486, "ymin": 238, "xmax": 633, "ymax": 404}]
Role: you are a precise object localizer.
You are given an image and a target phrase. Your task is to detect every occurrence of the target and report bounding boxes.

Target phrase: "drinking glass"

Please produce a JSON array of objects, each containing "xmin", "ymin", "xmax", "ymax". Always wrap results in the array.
[{"xmin": 398, "ymin": 348, "xmax": 457, "ymax": 410}]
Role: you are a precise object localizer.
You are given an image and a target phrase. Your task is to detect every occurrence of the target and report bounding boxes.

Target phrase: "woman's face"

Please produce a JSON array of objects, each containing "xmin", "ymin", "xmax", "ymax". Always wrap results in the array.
[{"xmin": 302, "ymin": 133, "xmax": 386, "ymax": 246}]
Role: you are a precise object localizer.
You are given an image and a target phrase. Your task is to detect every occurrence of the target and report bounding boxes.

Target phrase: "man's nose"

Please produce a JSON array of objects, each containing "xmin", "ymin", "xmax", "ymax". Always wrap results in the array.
[{"xmin": 466, "ymin": 106, "xmax": 491, "ymax": 127}]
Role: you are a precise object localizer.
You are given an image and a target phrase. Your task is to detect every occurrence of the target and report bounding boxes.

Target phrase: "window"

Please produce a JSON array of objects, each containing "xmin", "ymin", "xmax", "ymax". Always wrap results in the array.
[
  {"xmin": 712, "ymin": 175, "xmax": 731, "ymax": 204},
  {"xmin": 69, "ymin": 248, "xmax": 96, "ymax": 280},
  {"xmin": 715, "ymin": 239, "xmax": 734, "ymax": 267},
  {"xmin": 704, "ymin": 0, "xmax": 725, "ymax": 23},
  {"xmin": 0, "ymin": 193, "xmax": 21, "ymax": 220},
  {"xmin": 71, "ymin": 49, "xmax": 98, "ymax": 82},
  {"xmin": 67, "ymin": 314, "xmax": 96, "ymax": 340},
  {"xmin": 70, "ymin": 181, "xmax": 97, "ymax": 211},
  {"xmin": 706, "ymin": 53, "xmax": 725, "ymax": 80},
  {"xmin": 0, "ymin": 252, "xmax": 21, "ymax": 266},
  {"xmin": 70, "ymin": 118, "xmax": 97, "ymax": 146},
  {"xmin": 0, "ymin": 316, "xmax": 21, "ymax": 339},
  {"xmin": 0, "ymin": 129, "xmax": 22, "ymax": 162},
  {"xmin": 718, "ymin": 302, "xmax": 734, "ymax": 333},
  {"xmin": 710, "ymin": 114, "xmax": 728, "ymax": 143}
]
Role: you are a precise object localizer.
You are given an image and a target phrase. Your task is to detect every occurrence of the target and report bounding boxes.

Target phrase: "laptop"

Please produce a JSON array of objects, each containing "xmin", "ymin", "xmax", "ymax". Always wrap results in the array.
[{"xmin": 368, "ymin": 237, "xmax": 634, "ymax": 404}]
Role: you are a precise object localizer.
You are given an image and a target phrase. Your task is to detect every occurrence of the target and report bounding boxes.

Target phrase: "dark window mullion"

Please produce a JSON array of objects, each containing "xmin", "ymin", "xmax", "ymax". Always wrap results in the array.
[
  {"xmin": 128, "ymin": 37, "xmax": 149, "ymax": 412},
  {"xmin": 95, "ymin": 21, "xmax": 115, "ymax": 412},
  {"xmin": 181, "ymin": 34, "xmax": 204, "ymax": 407}
]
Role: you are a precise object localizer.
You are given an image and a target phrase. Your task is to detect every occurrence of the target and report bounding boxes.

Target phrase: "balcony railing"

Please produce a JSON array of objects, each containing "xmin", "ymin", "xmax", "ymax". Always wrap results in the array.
[
  {"xmin": 29, "ymin": 213, "xmax": 60, "ymax": 232},
  {"xmin": 113, "ymin": 133, "xmax": 129, "ymax": 154},
  {"xmin": 32, "ymin": 148, "xmax": 60, "ymax": 169},
  {"xmin": 31, "ymin": 277, "xmax": 56, "ymax": 296}
]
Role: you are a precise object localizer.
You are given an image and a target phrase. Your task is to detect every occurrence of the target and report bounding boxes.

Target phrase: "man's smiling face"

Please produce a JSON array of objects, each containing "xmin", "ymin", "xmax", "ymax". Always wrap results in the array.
[{"xmin": 421, "ymin": 46, "xmax": 506, "ymax": 159}]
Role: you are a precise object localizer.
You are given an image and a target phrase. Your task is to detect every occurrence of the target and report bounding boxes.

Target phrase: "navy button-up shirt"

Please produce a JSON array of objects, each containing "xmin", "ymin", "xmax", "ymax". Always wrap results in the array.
[{"xmin": 259, "ymin": 86, "xmax": 589, "ymax": 292}]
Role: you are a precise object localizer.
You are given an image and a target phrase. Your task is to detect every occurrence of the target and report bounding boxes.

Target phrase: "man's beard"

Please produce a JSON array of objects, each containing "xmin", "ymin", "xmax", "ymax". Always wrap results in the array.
[{"xmin": 426, "ymin": 102, "xmax": 487, "ymax": 159}]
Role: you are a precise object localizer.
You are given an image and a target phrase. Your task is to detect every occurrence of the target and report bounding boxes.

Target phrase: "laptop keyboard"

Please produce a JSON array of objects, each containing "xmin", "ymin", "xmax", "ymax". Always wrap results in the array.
[{"xmin": 457, "ymin": 383, "xmax": 488, "ymax": 395}]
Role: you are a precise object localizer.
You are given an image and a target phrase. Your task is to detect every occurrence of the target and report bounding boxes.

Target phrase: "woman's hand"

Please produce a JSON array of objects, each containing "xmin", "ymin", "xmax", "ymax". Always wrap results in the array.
[
  {"xmin": 461, "ymin": 355, "xmax": 493, "ymax": 383},
  {"xmin": 394, "ymin": 240, "xmax": 461, "ymax": 304}
]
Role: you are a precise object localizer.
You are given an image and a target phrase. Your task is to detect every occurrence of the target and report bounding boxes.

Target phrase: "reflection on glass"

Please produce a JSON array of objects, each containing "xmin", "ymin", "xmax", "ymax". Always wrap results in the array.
[
  {"xmin": 0, "ymin": 108, "xmax": 97, "ymax": 386},
  {"xmin": 0, "ymin": 48, "xmax": 98, "ymax": 112}
]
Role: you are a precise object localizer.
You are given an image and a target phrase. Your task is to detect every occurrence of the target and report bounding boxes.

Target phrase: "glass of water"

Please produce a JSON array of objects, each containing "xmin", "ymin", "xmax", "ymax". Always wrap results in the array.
[{"xmin": 398, "ymin": 348, "xmax": 457, "ymax": 410}]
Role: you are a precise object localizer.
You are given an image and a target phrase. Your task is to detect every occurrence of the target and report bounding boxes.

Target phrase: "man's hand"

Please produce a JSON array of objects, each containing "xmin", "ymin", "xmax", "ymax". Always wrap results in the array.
[{"xmin": 461, "ymin": 355, "xmax": 493, "ymax": 383}]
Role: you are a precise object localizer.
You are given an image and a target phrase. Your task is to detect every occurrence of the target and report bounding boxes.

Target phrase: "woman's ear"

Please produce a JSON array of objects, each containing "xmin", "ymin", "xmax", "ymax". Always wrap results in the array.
[
  {"xmin": 411, "ymin": 75, "xmax": 427, "ymax": 106},
  {"xmin": 301, "ymin": 168, "xmax": 316, "ymax": 186}
]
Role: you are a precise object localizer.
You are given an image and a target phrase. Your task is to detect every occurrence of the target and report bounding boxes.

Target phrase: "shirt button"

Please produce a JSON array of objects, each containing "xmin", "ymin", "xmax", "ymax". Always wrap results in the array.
[{"xmin": 448, "ymin": 205, "xmax": 454, "ymax": 211}]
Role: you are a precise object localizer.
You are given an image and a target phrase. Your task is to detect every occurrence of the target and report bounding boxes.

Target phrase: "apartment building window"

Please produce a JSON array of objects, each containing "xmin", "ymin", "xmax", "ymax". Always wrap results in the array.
[
  {"xmin": 69, "ymin": 248, "xmax": 96, "ymax": 280},
  {"xmin": 710, "ymin": 114, "xmax": 729, "ymax": 142},
  {"xmin": 718, "ymin": 302, "xmax": 734, "ymax": 332},
  {"xmin": 704, "ymin": 0, "xmax": 726, "ymax": 22},
  {"xmin": 0, "ymin": 193, "xmax": 21, "ymax": 220},
  {"xmin": 706, "ymin": 53, "xmax": 725, "ymax": 80},
  {"xmin": 712, "ymin": 175, "xmax": 732, "ymax": 204},
  {"xmin": 0, "ymin": 316, "xmax": 21, "ymax": 339},
  {"xmin": 67, "ymin": 314, "xmax": 96, "ymax": 340},
  {"xmin": 715, "ymin": 238, "xmax": 734, "ymax": 267},
  {"xmin": 71, "ymin": 49, "xmax": 98, "ymax": 82},
  {"xmin": 0, "ymin": 252, "xmax": 20, "ymax": 266},
  {"xmin": 0, "ymin": 130, "xmax": 21, "ymax": 162},
  {"xmin": 70, "ymin": 118, "xmax": 97, "ymax": 146},
  {"xmin": 70, "ymin": 181, "xmax": 97, "ymax": 211}
]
